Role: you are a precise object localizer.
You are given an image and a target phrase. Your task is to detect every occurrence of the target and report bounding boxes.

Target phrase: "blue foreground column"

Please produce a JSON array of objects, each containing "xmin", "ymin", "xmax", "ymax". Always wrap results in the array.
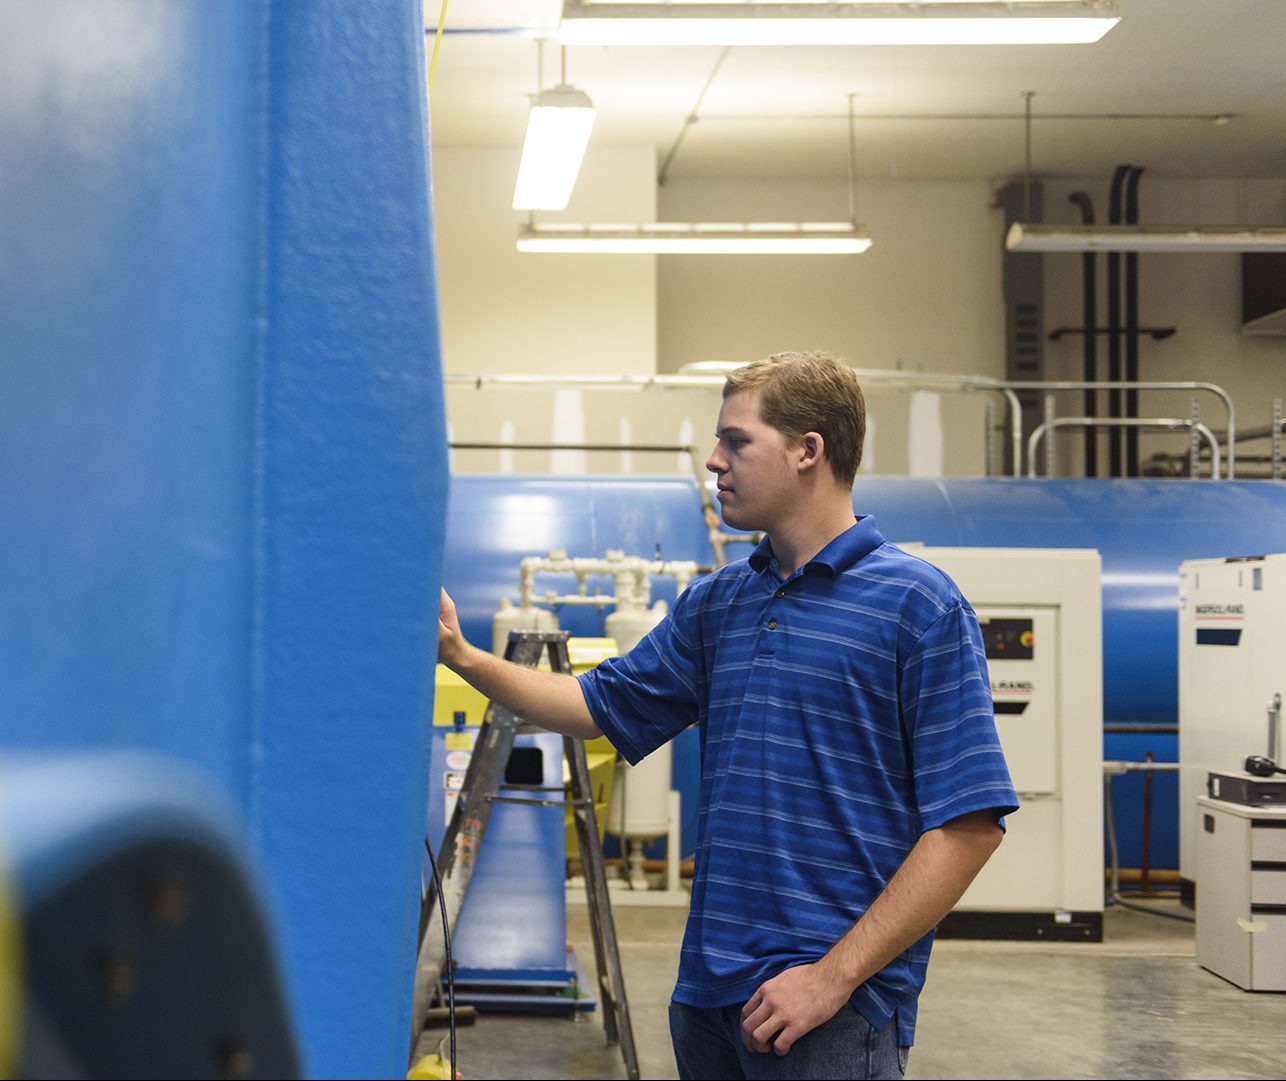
[{"xmin": 0, "ymin": 2, "xmax": 446, "ymax": 1076}]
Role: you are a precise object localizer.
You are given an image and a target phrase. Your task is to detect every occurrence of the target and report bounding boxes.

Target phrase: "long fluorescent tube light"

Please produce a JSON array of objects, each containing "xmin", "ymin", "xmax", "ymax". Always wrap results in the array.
[
  {"xmin": 1006, "ymin": 223, "xmax": 1286, "ymax": 253},
  {"xmin": 512, "ymin": 84, "xmax": 597, "ymax": 212},
  {"xmin": 558, "ymin": 2, "xmax": 1121, "ymax": 47},
  {"xmin": 517, "ymin": 222, "xmax": 873, "ymax": 254}
]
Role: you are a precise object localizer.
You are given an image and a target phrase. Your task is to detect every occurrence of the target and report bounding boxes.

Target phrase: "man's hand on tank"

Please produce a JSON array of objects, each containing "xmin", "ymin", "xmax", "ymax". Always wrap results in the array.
[
  {"xmin": 437, "ymin": 588, "xmax": 466, "ymax": 669},
  {"xmin": 739, "ymin": 961, "xmax": 852, "ymax": 1056}
]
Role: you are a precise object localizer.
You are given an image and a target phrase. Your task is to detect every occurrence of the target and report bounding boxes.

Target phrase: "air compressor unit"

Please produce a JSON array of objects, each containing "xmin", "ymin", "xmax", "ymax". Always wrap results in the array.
[
  {"xmin": 1178, "ymin": 553, "xmax": 1286, "ymax": 899},
  {"xmin": 916, "ymin": 546, "xmax": 1104, "ymax": 940}
]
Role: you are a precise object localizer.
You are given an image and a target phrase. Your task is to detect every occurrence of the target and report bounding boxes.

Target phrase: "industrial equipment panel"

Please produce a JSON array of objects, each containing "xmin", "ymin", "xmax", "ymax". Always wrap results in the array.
[{"xmin": 978, "ymin": 608, "xmax": 1057, "ymax": 795}]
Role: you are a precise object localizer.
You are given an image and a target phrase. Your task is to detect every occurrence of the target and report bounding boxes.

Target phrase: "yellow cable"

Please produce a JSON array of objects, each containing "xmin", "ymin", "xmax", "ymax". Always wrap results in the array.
[
  {"xmin": 428, "ymin": 0, "xmax": 449, "ymax": 93},
  {"xmin": 0, "ymin": 849, "xmax": 20, "ymax": 1078}
]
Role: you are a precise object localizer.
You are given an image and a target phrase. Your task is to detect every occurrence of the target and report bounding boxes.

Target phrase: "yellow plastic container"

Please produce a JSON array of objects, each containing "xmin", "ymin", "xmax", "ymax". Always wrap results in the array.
[
  {"xmin": 565, "ymin": 638, "xmax": 621, "ymax": 856},
  {"xmin": 433, "ymin": 666, "xmax": 490, "ymax": 728}
]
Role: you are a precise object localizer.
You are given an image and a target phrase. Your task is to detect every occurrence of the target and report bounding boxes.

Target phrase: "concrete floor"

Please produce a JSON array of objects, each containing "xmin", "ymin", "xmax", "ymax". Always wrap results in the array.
[{"xmin": 416, "ymin": 896, "xmax": 1286, "ymax": 1080}]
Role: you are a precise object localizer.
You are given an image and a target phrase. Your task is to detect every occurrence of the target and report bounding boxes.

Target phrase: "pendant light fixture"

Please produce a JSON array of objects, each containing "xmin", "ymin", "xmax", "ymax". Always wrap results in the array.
[
  {"xmin": 557, "ymin": 1, "xmax": 1122, "ymax": 48},
  {"xmin": 517, "ymin": 221, "xmax": 872, "ymax": 254},
  {"xmin": 516, "ymin": 92, "xmax": 872, "ymax": 255},
  {"xmin": 512, "ymin": 46, "xmax": 597, "ymax": 212},
  {"xmin": 1006, "ymin": 225, "xmax": 1286, "ymax": 253},
  {"xmin": 1003, "ymin": 101, "xmax": 1285, "ymax": 253}
]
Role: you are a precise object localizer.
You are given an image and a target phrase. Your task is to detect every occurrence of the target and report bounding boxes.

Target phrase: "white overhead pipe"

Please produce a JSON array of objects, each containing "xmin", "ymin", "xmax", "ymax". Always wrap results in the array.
[{"xmin": 445, "ymin": 368, "xmax": 1025, "ymax": 477}]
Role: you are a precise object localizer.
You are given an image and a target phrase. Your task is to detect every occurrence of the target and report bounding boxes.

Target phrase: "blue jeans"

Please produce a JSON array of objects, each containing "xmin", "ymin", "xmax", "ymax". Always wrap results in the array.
[{"xmin": 669, "ymin": 1000, "xmax": 909, "ymax": 1080}]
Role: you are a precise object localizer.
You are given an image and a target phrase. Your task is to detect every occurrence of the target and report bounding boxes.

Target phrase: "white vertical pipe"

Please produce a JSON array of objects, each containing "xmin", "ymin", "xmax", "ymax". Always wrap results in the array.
[
  {"xmin": 551, "ymin": 389, "xmax": 587, "ymax": 473},
  {"xmin": 908, "ymin": 391, "xmax": 944, "ymax": 477}
]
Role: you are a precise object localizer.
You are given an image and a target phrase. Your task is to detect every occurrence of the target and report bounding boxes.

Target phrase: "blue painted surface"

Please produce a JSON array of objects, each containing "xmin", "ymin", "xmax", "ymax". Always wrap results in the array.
[
  {"xmin": 1, "ymin": 0, "xmax": 262, "ymax": 783},
  {"xmin": 0, "ymin": 752, "xmax": 301, "ymax": 1076},
  {"xmin": 0, "ymin": 753, "xmax": 253, "ymax": 912},
  {"xmin": 444, "ymin": 475, "xmax": 1286, "ymax": 868},
  {"xmin": 1, "ymin": 3, "xmax": 446, "ymax": 1077},
  {"xmin": 429, "ymin": 729, "xmax": 573, "ymax": 982},
  {"xmin": 1103, "ymin": 731, "xmax": 1179, "ymax": 872}
]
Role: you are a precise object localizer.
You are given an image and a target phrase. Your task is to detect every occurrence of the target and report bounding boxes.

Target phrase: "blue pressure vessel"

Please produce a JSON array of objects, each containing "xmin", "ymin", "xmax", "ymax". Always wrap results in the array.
[{"xmin": 447, "ymin": 475, "xmax": 1286, "ymax": 726}]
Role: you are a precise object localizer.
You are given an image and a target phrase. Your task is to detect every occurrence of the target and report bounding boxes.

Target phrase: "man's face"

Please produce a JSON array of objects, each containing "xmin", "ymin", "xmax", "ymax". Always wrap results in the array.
[{"xmin": 705, "ymin": 390, "xmax": 799, "ymax": 534}]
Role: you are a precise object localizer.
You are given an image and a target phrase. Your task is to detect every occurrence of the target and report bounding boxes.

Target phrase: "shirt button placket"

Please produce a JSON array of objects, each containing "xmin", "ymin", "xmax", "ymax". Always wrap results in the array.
[{"xmin": 763, "ymin": 582, "xmax": 783, "ymax": 653}]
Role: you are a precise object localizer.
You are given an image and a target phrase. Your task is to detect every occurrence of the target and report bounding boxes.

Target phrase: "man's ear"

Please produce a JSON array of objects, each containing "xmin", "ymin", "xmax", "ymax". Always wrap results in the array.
[{"xmin": 797, "ymin": 432, "xmax": 825, "ymax": 474}]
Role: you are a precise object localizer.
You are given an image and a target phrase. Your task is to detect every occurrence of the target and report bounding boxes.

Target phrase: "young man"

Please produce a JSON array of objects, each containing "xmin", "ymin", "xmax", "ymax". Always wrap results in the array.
[{"xmin": 437, "ymin": 351, "xmax": 1017, "ymax": 1080}]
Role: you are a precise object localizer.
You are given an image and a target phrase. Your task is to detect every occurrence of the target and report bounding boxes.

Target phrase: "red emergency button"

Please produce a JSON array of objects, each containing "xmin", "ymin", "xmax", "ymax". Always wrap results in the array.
[{"xmin": 1020, "ymin": 630, "xmax": 1034, "ymax": 648}]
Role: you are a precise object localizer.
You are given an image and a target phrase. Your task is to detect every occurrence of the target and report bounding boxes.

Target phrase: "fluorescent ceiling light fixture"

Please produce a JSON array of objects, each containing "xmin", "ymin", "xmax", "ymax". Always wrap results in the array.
[
  {"xmin": 517, "ymin": 221, "xmax": 873, "ymax": 254},
  {"xmin": 512, "ymin": 84, "xmax": 597, "ymax": 212},
  {"xmin": 558, "ymin": 1, "xmax": 1121, "ymax": 47},
  {"xmin": 1006, "ymin": 223, "xmax": 1286, "ymax": 253}
]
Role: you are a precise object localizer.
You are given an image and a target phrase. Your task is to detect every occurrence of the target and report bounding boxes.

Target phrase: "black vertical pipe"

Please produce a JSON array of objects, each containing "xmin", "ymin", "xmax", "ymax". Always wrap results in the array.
[
  {"xmin": 1125, "ymin": 166, "xmax": 1145, "ymax": 477},
  {"xmin": 1070, "ymin": 192, "xmax": 1098, "ymax": 477},
  {"xmin": 1107, "ymin": 165, "xmax": 1130, "ymax": 476}
]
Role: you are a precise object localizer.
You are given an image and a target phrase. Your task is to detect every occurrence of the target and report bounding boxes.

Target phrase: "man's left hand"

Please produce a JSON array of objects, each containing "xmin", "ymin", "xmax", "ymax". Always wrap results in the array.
[{"xmin": 739, "ymin": 961, "xmax": 853, "ymax": 1056}]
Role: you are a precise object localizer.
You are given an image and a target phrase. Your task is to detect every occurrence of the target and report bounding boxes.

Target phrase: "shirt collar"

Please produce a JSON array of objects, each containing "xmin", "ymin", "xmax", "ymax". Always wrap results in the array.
[{"xmin": 748, "ymin": 515, "xmax": 886, "ymax": 578}]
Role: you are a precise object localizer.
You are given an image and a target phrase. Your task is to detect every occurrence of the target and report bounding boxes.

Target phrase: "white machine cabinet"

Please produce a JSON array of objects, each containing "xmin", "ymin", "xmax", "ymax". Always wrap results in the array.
[
  {"xmin": 1196, "ymin": 795, "xmax": 1286, "ymax": 991},
  {"xmin": 1179, "ymin": 553, "xmax": 1286, "ymax": 891},
  {"xmin": 916, "ymin": 547, "xmax": 1104, "ymax": 940}
]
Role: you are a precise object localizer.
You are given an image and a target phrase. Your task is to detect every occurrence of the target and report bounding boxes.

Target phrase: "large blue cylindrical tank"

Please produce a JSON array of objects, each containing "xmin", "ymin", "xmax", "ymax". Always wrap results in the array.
[{"xmin": 2, "ymin": 4, "xmax": 447, "ymax": 1075}]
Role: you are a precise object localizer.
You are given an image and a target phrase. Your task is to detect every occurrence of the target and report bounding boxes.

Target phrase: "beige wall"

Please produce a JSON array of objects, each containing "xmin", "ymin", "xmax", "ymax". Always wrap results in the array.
[
  {"xmin": 655, "ymin": 177, "xmax": 1005, "ymax": 378},
  {"xmin": 432, "ymin": 145, "xmax": 658, "ymax": 376}
]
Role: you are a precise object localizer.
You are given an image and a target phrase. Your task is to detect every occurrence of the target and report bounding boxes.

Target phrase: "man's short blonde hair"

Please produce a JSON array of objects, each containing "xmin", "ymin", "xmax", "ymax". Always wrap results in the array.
[{"xmin": 723, "ymin": 351, "xmax": 866, "ymax": 489}]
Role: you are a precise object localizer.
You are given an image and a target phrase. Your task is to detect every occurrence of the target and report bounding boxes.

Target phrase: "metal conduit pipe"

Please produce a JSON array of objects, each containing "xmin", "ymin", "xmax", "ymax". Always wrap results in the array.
[
  {"xmin": 446, "ymin": 371, "xmax": 1025, "ymax": 478},
  {"xmin": 1028, "ymin": 418, "xmax": 1222, "ymax": 480},
  {"xmin": 1217, "ymin": 419, "xmax": 1286, "ymax": 443},
  {"xmin": 448, "ymin": 373, "xmax": 1238, "ymax": 479},
  {"xmin": 1103, "ymin": 761, "xmax": 1194, "ymax": 924},
  {"xmin": 999, "ymin": 380, "xmax": 1236, "ymax": 478}
]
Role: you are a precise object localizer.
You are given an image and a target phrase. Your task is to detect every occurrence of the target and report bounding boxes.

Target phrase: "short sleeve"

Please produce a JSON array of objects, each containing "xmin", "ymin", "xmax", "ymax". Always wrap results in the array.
[
  {"xmin": 900, "ymin": 603, "xmax": 1019, "ymax": 832},
  {"xmin": 577, "ymin": 589, "xmax": 704, "ymax": 764}
]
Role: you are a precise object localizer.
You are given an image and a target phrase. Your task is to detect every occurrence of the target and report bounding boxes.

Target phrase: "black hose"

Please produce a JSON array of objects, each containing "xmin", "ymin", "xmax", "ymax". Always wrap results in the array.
[
  {"xmin": 1103, "ymin": 775, "xmax": 1194, "ymax": 923},
  {"xmin": 1107, "ymin": 165, "xmax": 1130, "ymax": 476},
  {"xmin": 1070, "ymin": 192, "xmax": 1098, "ymax": 476},
  {"xmin": 1125, "ymin": 166, "xmax": 1145, "ymax": 476}
]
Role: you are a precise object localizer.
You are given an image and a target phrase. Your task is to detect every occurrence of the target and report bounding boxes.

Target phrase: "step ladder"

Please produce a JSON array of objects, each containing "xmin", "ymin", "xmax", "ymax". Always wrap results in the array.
[{"xmin": 410, "ymin": 630, "xmax": 639, "ymax": 1080}]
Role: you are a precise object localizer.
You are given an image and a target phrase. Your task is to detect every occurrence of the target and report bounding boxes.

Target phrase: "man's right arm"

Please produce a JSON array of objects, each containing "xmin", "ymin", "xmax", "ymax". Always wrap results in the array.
[{"xmin": 437, "ymin": 589, "xmax": 602, "ymax": 741}]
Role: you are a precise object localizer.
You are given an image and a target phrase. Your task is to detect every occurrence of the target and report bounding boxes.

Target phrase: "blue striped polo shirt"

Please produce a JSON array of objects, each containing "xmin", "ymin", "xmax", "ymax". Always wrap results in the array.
[{"xmin": 578, "ymin": 516, "xmax": 1018, "ymax": 1046}]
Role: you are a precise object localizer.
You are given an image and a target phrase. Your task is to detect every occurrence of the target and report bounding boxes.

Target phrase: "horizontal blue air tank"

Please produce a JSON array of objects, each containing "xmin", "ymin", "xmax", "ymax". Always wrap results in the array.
[{"xmin": 446, "ymin": 476, "xmax": 1286, "ymax": 727}]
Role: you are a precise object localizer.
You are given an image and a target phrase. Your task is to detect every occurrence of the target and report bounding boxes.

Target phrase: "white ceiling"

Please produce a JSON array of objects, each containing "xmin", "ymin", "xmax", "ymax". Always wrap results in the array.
[{"xmin": 424, "ymin": 0, "xmax": 1286, "ymax": 182}]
